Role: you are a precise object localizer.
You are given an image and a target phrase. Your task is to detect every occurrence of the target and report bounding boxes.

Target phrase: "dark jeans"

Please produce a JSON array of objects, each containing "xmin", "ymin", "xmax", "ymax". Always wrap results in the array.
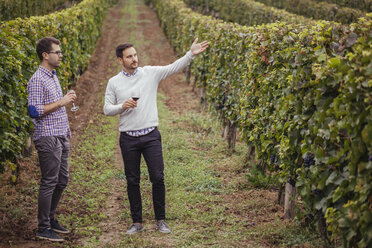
[
  {"xmin": 34, "ymin": 136, "xmax": 69, "ymax": 231},
  {"xmin": 119, "ymin": 128, "xmax": 165, "ymax": 223}
]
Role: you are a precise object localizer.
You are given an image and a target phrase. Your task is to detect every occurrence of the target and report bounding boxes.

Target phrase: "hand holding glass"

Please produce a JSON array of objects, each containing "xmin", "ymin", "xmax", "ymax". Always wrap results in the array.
[{"xmin": 67, "ymin": 90, "xmax": 79, "ymax": 111}]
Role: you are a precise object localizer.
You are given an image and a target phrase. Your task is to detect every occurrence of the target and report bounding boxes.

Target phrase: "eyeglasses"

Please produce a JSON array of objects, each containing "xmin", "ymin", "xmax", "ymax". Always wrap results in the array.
[{"xmin": 47, "ymin": 51, "xmax": 63, "ymax": 56}]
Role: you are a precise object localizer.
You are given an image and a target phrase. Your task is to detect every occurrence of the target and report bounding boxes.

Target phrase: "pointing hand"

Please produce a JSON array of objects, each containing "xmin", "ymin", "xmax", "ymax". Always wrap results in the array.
[{"xmin": 190, "ymin": 38, "xmax": 209, "ymax": 55}]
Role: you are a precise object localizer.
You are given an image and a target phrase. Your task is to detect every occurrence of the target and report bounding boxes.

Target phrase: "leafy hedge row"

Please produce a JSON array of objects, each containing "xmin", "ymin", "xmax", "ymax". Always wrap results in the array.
[
  {"xmin": 183, "ymin": 0, "xmax": 312, "ymax": 26},
  {"xmin": 0, "ymin": 0, "xmax": 117, "ymax": 177},
  {"xmin": 254, "ymin": 0, "xmax": 366, "ymax": 24},
  {"xmin": 313, "ymin": 0, "xmax": 372, "ymax": 12},
  {"xmin": 146, "ymin": 0, "xmax": 372, "ymax": 246},
  {"xmin": 0, "ymin": 0, "xmax": 82, "ymax": 21}
]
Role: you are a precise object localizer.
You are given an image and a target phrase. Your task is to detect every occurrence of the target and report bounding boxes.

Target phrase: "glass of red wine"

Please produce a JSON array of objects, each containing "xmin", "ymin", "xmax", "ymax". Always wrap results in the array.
[{"xmin": 132, "ymin": 88, "xmax": 140, "ymax": 102}]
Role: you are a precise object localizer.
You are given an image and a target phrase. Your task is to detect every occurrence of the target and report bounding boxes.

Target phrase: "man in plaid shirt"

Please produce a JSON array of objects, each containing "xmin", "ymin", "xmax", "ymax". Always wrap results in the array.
[{"xmin": 27, "ymin": 37, "xmax": 76, "ymax": 242}]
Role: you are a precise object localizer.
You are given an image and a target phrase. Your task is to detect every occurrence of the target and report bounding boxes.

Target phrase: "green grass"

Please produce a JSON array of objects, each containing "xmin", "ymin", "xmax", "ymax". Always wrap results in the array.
[
  {"xmin": 112, "ymin": 93, "xmax": 324, "ymax": 247},
  {"xmin": 51, "ymin": 59, "xmax": 323, "ymax": 247},
  {"xmin": 119, "ymin": 0, "xmax": 150, "ymax": 63},
  {"xmin": 51, "ymin": 0, "xmax": 326, "ymax": 246},
  {"xmin": 54, "ymin": 93, "xmax": 120, "ymax": 247},
  {"xmin": 52, "ymin": 97, "xmax": 323, "ymax": 245}
]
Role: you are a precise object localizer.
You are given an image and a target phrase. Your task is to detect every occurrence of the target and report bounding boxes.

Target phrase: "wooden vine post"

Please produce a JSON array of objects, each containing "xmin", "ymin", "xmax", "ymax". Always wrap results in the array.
[
  {"xmin": 227, "ymin": 120, "xmax": 237, "ymax": 150},
  {"xmin": 221, "ymin": 118, "xmax": 237, "ymax": 150},
  {"xmin": 185, "ymin": 64, "xmax": 192, "ymax": 85},
  {"xmin": 23, "ymin": 136, "xmax": 33, "ymax": 157},
  {"xmin": 221, "ymin": 116, "xmax": 228, "ymax": 138},
  {"xmin": 283, "ymin": 179, "xmax": 296, "ymax": 219}
]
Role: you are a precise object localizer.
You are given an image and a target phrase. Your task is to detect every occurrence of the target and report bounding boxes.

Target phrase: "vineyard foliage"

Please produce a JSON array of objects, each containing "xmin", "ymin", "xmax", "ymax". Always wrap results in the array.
[
  {"xmin": 0, "ymin": 0, "xmax": 82, "ymax": 21},
  {"xmin": 184, "ymin": 0, "xmax": 366, "ymax": 25},
  {"xmin": 0, "ymin": 0, "xmax": 117, "ymax": 176},
  {"xmin": 253, "ymin": 0, "xmax": 366, "ymax": 24},
  {"xmin": 146, "ymin": 0, "xmax": 372, "ymax": 246},
  {"xmin": 183, "ymin": 0, "xmax": 313, "ymax": 26},
  {"xmin": 313, "ymin": 0, "xmax": 372, "ymax": 13}
]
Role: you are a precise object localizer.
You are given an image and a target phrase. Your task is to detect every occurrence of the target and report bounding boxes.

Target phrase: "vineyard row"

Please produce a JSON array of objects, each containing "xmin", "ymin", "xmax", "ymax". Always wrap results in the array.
[
  {"xmin": 146, "ymin": 0, "xmax": 372, "ymax": 246},
  {"xmin": 0, "ymin": 0, "xmax": 118, "ymax": 178}
]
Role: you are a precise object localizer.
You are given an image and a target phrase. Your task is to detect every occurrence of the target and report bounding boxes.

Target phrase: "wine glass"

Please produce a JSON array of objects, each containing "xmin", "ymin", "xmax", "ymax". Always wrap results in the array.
[
  {"xmin": 67, "ymin": 89, "xmax": 79, "ymax": 112},
  {"xmin": 132, "ymin": 88, "xmax": 140, "ymax": 102}
]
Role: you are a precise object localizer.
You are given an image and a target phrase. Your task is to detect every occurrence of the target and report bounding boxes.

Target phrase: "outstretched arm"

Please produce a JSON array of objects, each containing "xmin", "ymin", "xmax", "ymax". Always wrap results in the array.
[
  {"xmin": 154, "ymin": 38, "xmax": 209, "ymax": 81},
  {"xmin": 190, "ymin": 38, "xmax": 209, "ymax": 55}
]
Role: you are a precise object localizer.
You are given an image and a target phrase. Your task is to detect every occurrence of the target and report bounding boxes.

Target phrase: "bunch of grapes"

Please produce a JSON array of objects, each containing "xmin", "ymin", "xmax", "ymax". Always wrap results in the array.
[
  {"xmin": 215, "ymin": 104, "xmax": 223, "ymax": 110},
  {"xmin": 304, "ymin": 154, "xmax": 315, "ymax": 168},
  {"xmin": 311, "ymin": 189, "xmax": 322, "ymax": 196},
  {"xmin": 287, "ymin": 178, "xmax": 296, "ymax": 187},
  {"xmin": 270, "ymin": 155, "xmax": 276, "ymax": 165}
]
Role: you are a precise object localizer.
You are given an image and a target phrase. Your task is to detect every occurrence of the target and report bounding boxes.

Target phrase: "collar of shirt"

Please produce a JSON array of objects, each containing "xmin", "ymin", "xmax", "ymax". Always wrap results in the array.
[
  {"xmin": 122, "ymin": 68, "xmax": 138, "ymax": 77},
  {"xmin": 39, "ymin": 65, "xmax": 57, "ymax": 77}
]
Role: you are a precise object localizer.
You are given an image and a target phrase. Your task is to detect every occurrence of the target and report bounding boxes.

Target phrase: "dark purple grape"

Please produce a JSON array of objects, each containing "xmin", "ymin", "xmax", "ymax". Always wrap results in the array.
[
  {"xmin": 304, "ymin": 154, "xmax": 315, "ymax": 167},
  {"xmin": 16, "ymin": 126, "xmax": 22, "ymax": 133},
  {"xmin": 215, "ymin": 104, "xmax": 223, "ymax": 110},
  {"xmin": 270, "ymin": 155, "xmax": 275, "ymax": 165},
  {"xmin": 287, "ymin": 178, "xmax": 296, "ymax": 186},
  {"xmin": 311, "ymin": 189, "xmax": 322, "ymax": 195}
]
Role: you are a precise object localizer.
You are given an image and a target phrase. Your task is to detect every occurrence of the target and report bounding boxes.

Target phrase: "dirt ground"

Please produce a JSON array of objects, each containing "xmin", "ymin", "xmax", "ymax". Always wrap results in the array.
[
  {"xmin": 0, "ymin": 0, "xmax": 282, "ymax": 247},
  {"xmin": 0, "ymin": 0, "xmax": 200, "ymax": 247}
]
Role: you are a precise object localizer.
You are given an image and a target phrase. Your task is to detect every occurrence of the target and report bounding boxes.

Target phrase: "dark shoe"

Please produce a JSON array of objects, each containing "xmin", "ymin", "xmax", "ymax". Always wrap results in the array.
[
  {"xmin": 36, "ymin": 228, "xmax": 64, "ymax": 242},
  {"xmin": 156, "ymin": 220, "xmax": 171, "ymax": 233},
  {"xmin": 126, "ymin": 223, "xmax": 143, "ymax": 235},
  {"xmin": 50, "ymin": 218, "xmax": 70, "ymax": 234}
]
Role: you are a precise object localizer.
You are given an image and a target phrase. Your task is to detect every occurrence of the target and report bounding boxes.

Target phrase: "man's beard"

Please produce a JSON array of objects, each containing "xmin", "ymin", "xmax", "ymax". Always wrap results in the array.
[{"xmin": 126, "ymin": 62, "xmax": 137, "ymax": 70}]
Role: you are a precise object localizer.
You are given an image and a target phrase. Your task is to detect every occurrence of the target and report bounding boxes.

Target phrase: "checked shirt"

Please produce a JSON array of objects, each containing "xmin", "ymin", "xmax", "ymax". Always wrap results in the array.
[{"xmin": 27, "ymin": 66, "xmax": 71, "ymax": 140}]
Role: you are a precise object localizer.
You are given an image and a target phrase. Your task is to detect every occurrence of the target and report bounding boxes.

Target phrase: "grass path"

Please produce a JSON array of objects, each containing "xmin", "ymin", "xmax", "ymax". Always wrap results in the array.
[
  {"xmin": 46, "ymin": 0, "xmax": 324, "ymax": 247},
  {"xmin": 63, "ymin": 88, "xmax": 322, "ymax": 247}
]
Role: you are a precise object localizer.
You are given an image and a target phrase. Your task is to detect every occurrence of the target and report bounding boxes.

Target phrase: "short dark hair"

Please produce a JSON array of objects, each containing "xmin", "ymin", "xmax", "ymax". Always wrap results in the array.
[
  {"xmin": 36, "ymin": 37, "xmax": 60, "ymax": 61},
  {"xmin": 116, "ymin": 43, "xmax": 134, "ymax": 58}
]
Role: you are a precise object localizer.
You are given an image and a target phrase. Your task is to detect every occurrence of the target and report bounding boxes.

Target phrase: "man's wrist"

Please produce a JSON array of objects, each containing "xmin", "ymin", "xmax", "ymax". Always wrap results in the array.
[
  {"xmin": 188, "ymin": 50, "xmax": 195, "ymax": 58},
  {"xmin": 57, "ymin": 99, "xmax": 63, "ymax": 108}
]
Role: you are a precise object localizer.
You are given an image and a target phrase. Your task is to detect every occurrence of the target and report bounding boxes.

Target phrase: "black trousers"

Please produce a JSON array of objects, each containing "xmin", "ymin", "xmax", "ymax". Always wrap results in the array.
[{"xmin": 119, "ymin": 128, "xmax": 165, "ymax": 223}]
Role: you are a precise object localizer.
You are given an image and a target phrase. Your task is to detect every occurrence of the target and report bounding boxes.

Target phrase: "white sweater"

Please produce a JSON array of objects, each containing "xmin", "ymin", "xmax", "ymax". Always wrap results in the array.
[{"xmin": 104, "ymin": 51, "xmax": 194, "ymax": 132}]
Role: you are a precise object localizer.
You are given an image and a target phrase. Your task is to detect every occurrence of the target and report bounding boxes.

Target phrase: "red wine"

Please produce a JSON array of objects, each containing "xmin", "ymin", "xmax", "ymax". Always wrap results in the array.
[{"xmin": 132, "ymin": 97, "xmax": 139, "ymax": 101}]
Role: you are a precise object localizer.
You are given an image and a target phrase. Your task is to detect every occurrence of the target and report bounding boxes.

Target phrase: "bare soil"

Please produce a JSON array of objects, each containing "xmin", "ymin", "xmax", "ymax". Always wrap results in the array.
[
  {"xmin": 0, "ymin": 0, "xmax": 281, "ymax": 247},
  {"xmin": 0, "ymin": 0, "xmax": 200, "ymax": 247}
]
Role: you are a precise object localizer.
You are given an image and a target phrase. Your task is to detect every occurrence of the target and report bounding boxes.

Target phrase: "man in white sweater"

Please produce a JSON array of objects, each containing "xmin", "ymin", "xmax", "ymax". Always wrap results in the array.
[{"xmin": 104, "ymin": 38, "xmax": 208, "ymax": 234}]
